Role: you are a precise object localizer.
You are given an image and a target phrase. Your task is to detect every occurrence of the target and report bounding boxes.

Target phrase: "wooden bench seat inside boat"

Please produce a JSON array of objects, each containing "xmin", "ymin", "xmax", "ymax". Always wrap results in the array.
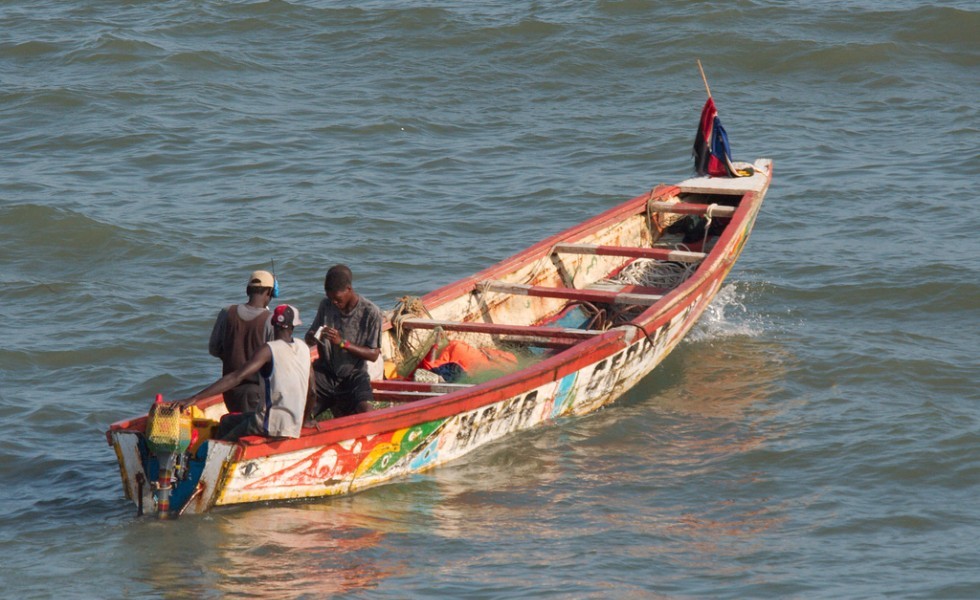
[
  {"xmin": 396, "ymin": 317, "xmax": 603, "ymax": 339},
  {"xmin": 373, "ymin": 380, "xmax": 473, "ymax": 393},
  {"xmin": 478, "ymin": 279, "xmax": 664, "ymax": 306},
  {"xmin": 647, "ymin": 200, "xmax": 735, "ymax": 217},
  {"xmin": 552, "ymin": 242, "xmax": 706, "ymax": 263},
  {"xmin": 372, "ymin": 389, "xmax": 443, "ymax": 402},
  {"xmin": 368, "ymin": 381, "xmax": 474, "ymax": 403},
  {"xmin": 583, "ymin": 281, "xmax": 669, "ymax": 295}
]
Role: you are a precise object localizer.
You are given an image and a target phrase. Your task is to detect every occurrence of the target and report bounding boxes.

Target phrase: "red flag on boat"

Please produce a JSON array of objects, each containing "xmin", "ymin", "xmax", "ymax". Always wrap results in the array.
[{"xmin": 692, "ymin": 97, "xmax": 742, "ymax": 177}]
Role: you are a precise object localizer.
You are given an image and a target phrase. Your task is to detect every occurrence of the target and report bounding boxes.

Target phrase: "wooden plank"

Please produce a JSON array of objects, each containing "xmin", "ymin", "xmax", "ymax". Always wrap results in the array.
[
  {"xmin": 497, "ymin": 335, "xmax": 580, "ymax": 349},
  {"xmin": 647, "ymin": 201, "xmax": 735, "ymax": 217},
  {"xmin": 371, "ymin": 380, "xmax": 475, "ymax": 402},
  {"xmin": 553, "ymin": 242, "xmax": 706, "ymax": 264},
  {"xmin": 585, "ymin": 282, "xmax": 669, "ymax": 295},
  {"xmin": 373, "ymin": 380, "xmax": 473, "ymax": 393},
  {"xmin": 397, "ymin": 317, "xmax": 603, "ymax": 339},
  {"xmin": 373, "ymin": 390, "xmax": 441, "ymax": 403},
  {"xmin": 677, "ymin": 171, "xmax": 768, "ymax": 195},
  {"xmin": 479, "ymin": 280, "xmax": 663, "ymax": 306}
]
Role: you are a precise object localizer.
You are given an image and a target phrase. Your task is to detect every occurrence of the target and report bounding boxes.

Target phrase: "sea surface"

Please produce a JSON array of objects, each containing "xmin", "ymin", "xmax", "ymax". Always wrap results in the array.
[{"xmin": 1, "ymin": 1, "xmax": 977, "ymax": 598}]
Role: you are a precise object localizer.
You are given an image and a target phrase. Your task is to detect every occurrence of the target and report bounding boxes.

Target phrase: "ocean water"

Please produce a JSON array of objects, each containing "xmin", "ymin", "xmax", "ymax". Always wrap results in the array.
[{"xmin": 1, "ymin": 1, "xmax": 977, "ymax": 598}]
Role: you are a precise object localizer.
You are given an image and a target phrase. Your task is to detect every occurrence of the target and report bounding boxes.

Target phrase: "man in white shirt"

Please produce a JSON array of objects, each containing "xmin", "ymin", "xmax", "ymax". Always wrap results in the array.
[{"xmin": 177, "ymin": 305, "xmax": 313, "ymax": 441}]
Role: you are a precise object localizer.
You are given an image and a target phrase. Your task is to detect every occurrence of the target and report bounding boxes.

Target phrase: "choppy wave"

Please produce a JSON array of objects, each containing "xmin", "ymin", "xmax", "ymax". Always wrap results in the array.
[{"xmin": 1, "ymin": 0, "xmax": 978, "ymax": 597}]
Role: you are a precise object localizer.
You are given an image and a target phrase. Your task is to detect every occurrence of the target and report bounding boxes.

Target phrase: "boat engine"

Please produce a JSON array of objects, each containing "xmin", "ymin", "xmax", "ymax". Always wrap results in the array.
[{"xmin": 144, "ymin": 395, "xmax": 196, "ymax": 518}]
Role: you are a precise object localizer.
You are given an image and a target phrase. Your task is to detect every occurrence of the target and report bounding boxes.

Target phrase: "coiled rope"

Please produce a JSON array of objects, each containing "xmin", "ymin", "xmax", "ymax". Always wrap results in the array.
[{"xmin": 600, "ymin": 254, "xmax": 698, "ymax": 290}]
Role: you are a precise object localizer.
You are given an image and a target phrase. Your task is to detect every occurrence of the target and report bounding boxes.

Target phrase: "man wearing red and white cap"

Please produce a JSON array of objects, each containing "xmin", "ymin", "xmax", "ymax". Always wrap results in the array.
[{"xmin": 177, "ymin": 304, "xmax": 313, "ymax": 440}]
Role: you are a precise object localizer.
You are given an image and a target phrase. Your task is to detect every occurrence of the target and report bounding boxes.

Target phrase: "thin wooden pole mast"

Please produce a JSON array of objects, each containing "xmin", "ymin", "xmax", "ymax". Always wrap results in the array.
[{"xmin": 697, "ymin": 59, "xmax": 712, "ymax": 99}]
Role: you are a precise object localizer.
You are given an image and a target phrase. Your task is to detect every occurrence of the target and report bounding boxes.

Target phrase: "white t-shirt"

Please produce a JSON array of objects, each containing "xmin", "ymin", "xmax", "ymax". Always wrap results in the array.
[{"xmin": 258, "ymin": 339, "xmax": 311, "ymax": 438}]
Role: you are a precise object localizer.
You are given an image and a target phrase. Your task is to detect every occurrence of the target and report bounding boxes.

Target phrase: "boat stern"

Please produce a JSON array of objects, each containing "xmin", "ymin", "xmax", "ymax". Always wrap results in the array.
[{"xmin": 106, "ymin": 405, "xmax": 235, "ymax": 517}]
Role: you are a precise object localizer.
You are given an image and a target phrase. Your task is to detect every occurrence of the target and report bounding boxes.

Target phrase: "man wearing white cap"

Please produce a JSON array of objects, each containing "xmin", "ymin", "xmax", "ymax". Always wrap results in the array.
[
  {"xmin": 208, "ymin": 270, "xmax": 276, "ymax": 413},
  {"xmin": 177, "ymin": 305, "xmax": 313, "ymax": 441}
]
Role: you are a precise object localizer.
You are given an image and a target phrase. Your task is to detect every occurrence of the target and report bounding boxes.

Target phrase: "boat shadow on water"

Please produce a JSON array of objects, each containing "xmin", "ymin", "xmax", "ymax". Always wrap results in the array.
[{"xmin": 122, "ymin": 501, "xmax": 402, "ymax": 597}]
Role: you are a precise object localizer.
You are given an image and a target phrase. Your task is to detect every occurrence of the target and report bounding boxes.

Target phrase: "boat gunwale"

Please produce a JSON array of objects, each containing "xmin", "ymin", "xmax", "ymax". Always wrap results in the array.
[
  {"xmin": 108, "ymin": 161, "xmax": 772, "ymax": 463},
  {"xmin": 232, "ymin": 163, "xmax": 771, "ymax": 460}
]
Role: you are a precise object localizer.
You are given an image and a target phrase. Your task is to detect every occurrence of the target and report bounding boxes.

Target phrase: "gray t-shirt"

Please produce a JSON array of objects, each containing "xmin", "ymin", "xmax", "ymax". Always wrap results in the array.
[{"xmin": 306, "ymin": 295, "xmax": 382, "ymax": 379}]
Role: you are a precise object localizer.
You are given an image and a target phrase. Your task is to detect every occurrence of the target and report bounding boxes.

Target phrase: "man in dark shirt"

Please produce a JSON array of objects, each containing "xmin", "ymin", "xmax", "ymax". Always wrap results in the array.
[
  {"xmin": 305, "ymin": 264, "xmax": 382, "ymax": 418},
  {"xmin": 208, "ymin": 270, "xmax": 274, "ymax": 413}
]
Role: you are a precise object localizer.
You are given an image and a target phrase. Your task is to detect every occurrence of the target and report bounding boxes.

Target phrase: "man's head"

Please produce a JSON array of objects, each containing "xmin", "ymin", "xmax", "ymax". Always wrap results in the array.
[
  {"xmin": 272, "ymin": 305, "xmax": 302, "ymax": 330},
  {"xmin": 324, "ymin": 264, "xmax": 356, "ymax": 311},
  {"xmin": 247, "ymin": 270, "xmax": 275, "ymax": 303}
]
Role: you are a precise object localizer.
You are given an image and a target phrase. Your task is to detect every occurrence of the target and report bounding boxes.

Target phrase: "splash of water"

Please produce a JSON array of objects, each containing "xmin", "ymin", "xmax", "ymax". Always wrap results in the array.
[{"xmin": 686, "ymin": 283, "xmax": 765, "ymax": 343}]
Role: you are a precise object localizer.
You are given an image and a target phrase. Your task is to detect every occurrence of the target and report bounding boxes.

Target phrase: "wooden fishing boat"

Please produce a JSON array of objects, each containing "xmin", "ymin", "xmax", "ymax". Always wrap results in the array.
[{"xmin": 106, "ymin": 158, "xmax": 772, "ymax": 517}]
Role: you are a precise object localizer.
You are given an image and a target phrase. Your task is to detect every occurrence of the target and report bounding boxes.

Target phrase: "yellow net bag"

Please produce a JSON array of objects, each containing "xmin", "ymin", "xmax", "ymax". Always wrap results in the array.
[{"xmin": 145, "ymin": 399, "xmax": 193, "ymax": 454}]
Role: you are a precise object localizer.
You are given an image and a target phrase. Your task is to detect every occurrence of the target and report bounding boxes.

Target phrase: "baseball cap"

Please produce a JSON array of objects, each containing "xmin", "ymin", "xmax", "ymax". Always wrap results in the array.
[
  {"xmin": 272, "ymin": 304, "xmax": 302, "ymax": 328},
  {"xmin": 248, "ymin": 270, "xmax": 275, "ymax": 288}
]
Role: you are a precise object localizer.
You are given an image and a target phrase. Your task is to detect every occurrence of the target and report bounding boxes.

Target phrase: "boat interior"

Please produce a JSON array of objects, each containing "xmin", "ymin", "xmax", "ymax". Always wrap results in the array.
[{"xmin": 369, "ymin": 174, "xmax": 763, "ymax": 407}]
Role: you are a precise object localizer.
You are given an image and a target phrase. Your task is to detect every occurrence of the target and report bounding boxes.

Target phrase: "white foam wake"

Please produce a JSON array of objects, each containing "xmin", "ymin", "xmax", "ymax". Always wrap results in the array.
[{"xmin": 686, "ymin": 283, "xmax": 765, "ymax": 342}]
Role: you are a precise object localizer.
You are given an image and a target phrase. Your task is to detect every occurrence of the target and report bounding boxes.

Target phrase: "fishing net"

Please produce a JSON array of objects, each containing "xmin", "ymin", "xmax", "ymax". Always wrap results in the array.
[
  {"xmin": 647, "ymin": 194, "xmax": 684, "ymax": 239},
  {"xmin": 388, "ymin": 294, "xmax": 545, "ymax": 382},
  {"xmin": 395, "ymin": 326, "xmax": 446, "ymax": 379}
]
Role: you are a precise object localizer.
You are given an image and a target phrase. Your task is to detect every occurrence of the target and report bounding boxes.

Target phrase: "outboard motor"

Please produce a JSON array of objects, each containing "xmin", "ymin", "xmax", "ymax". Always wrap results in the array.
[{"xmin": 144, "ymin": 395, "xmax": 195, "ymax": 518}]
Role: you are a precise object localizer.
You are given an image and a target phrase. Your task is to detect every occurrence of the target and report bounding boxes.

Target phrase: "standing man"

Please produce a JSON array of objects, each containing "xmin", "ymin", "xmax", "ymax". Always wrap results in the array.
[
  {"xmin": 208, "ymin": 270, "xmax": 275, "ymax": 413},
  {"xmin": 305, "ymin": 264, "xmax": 382, "ymax": 418},
  {"xmin": 177, "ymin": 305, "xmax": 313, "ymax": 441}
]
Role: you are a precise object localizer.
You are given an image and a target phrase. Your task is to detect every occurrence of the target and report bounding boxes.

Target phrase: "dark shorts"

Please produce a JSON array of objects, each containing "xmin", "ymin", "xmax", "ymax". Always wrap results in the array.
[
  {"xmin": 312, "ymin": 366, "xmax": 373, "ymax": 418},
  {"xmin": 217, "ymin": 412, "xmax": 265, "ymax": 441},
  {"xmin": 222, "ymin": 382, "xmax": 261, "ymax": 414}
]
